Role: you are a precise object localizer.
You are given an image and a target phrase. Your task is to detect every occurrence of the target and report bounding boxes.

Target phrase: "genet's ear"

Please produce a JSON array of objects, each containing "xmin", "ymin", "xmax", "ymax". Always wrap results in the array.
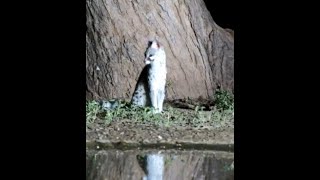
[{"xmin": 150, "ymin": 40, "xmax": 162, "ymax": 49}]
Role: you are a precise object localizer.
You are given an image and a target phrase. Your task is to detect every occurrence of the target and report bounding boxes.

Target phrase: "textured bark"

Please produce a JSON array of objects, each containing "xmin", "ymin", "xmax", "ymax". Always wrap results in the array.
[{"xmin": 86, "ymin": 0, "xmax": 234, "ymax": 101}]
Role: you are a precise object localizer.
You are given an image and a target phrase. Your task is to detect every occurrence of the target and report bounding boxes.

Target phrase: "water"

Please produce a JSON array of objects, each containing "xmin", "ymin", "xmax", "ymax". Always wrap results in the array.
[
  {"xmin": 143, "ymin": 153, "xmax": 164, "ymax": 180},
  {"xmin": 86, "ymin": 149, "xmax": 234, "ymax": 180}
]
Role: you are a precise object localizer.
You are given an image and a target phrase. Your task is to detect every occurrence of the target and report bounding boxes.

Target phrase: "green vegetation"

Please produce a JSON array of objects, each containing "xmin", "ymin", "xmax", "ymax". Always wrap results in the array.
[
  {"xmin": 86, "ymin": 90, "xmax": 234, "ymax": 129},
  {"xmin": 214, "ymin": 89, "xmax": 234, "ymax": 111}
]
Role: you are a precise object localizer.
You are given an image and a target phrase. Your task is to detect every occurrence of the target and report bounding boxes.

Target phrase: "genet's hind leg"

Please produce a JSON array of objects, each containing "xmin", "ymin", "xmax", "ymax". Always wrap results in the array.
[
  {"xmin": 157, "ymin": 89, "xmax": 165, "ymax": 113},
  {"xmin": 150, "ymin": 89, "xmax": 159, "ymax": 113}
]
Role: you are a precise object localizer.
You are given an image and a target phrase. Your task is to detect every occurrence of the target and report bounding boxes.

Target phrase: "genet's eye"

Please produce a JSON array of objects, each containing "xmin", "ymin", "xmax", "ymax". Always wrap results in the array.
[{"xmin": 147, "ymin": 54, "xmax": 155, "ymax": 61}]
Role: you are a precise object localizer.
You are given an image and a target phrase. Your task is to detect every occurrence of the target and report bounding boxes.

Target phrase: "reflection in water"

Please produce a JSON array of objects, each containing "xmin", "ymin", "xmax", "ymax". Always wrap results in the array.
[
  {"xmin": 143, "ymin": 154, "xmax": 164, "ymax": 180},
  {"xmin": 86, "ymin": 150, "xmax": 234, "ymax": 180}
]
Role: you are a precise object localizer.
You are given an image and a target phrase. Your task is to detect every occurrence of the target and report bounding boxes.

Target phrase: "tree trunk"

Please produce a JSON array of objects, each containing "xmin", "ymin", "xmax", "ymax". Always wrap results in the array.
[{"xmin": 86, "ymin": 0, "xmax": 234, "ymax": 101}]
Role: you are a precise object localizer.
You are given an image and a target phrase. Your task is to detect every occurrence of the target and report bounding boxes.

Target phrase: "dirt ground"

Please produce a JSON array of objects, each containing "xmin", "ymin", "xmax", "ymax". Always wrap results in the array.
[{"xmin": 86, "ymin": 99, "xmax": 234, "ymax": 151}]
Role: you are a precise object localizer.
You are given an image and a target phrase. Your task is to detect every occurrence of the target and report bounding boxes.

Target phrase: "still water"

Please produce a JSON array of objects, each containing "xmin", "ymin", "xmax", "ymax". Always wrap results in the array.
[{"xmin": 86, "ymin": 149, "xmax": 234, "ymax": 180}]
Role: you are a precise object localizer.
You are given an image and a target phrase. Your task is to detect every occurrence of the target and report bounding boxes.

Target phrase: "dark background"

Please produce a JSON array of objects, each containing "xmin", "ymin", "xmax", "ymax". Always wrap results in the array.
[{"xmin": 203, "ymin": 0, "xmax": 235, "ymax": 29}]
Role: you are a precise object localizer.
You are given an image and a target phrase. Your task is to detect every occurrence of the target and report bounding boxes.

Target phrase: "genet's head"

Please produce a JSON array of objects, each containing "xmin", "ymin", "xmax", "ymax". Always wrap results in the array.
[{"xmin": 144, "ymin": 40, "xmax": 166, "ymax": 65}]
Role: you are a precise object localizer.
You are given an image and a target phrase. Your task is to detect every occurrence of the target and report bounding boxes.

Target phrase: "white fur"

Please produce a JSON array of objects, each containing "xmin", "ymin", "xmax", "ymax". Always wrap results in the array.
[
  {"xmin": 147, "ymin": 41, "xmax": 166, "ymax": 113},
  {"xmin": 131, "ymin": 40, "xmax": 167, "ymax": 113}
]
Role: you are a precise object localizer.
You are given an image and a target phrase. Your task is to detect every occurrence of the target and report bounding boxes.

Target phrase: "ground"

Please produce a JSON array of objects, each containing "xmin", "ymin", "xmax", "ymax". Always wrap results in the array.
[{"xmin": 86, "ymin": 97, "xmax": 234, "ymax": 151}]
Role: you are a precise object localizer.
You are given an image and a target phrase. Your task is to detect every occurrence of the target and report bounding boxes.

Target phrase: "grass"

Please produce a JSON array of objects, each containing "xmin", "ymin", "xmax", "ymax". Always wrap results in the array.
[
  {"xmin": 86, "ymin": 101, "xmax": 100, "ymax": 123},
  {"xmin": 214, "ymin": 88, "xmax": 234, "ymax": 111},
  {"xmin": 86, "ymin": 90, "xmax": 234, "ymax": 129}
]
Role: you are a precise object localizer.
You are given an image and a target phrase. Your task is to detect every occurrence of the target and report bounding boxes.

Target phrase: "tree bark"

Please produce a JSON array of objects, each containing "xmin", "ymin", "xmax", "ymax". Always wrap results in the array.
[{"xmin": 86, "ymin": 0, "xmax": 234, "ymax": 101}]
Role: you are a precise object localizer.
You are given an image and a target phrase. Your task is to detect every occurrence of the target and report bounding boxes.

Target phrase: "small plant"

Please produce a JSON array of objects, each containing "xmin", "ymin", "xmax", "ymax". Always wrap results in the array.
[
  {"xmin": 104, "ymin": 100, "xmax": 130, "ymax": 124},
  {"xmin": 214, "ymin": 89, "xmax": 234, "ymax": 110},
  {"xmin": 86, "ymin": 101, "xmax": 101, "ymax": 123},
  {"xmin": 162, "ymin": 107, "xmax": 181, "ymax": 127},
  {"xmin": 164, "ymin": 156, "xmax": 174, "ymax": 166},
  {"xmin": 166, "ymin": 79, "xmax": 174, "ymax": 89},
  {"xmin": 192, "ymin": 105, "xmax": 206, "ymax": 127}
]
